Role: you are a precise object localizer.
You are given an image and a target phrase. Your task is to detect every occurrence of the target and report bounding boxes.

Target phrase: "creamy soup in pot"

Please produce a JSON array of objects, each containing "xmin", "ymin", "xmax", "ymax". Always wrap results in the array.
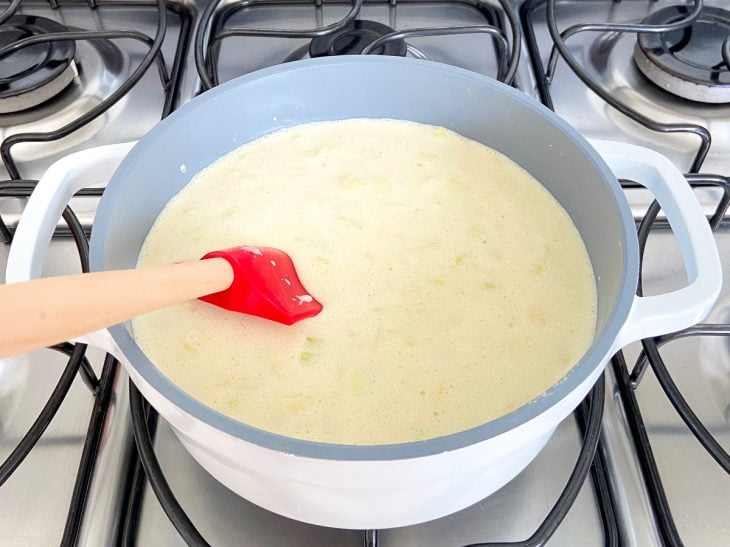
[{"xmin": 132, "ymin": 119, "xmax": 597, "ymax": 445}]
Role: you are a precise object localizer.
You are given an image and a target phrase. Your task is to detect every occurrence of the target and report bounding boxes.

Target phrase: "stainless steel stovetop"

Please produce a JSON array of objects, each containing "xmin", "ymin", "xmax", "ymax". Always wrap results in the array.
[{"xmin": 0, "ymin": 1, "xmax": 728, "ymax": 545}]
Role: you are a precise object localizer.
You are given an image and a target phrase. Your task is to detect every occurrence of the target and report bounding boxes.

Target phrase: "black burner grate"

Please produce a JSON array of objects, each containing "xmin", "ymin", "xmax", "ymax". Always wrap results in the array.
[
  {"xmin": 522, "ymin": 1, "xmax": 730, "ymax": 545},
  {"xmin": 523, "ymin": 0, "xmax": 711, "ymax": 174},
  {"xmin": 0, "ymin": 0, "xmax": 194, "ymax": 235},
  {"xmin": 0, "ymin": 1, "xmax": 193, "ymax": 543},
  {"xmin": 194, "ymin": 0, "xmax": 522, "ymax": 90}
]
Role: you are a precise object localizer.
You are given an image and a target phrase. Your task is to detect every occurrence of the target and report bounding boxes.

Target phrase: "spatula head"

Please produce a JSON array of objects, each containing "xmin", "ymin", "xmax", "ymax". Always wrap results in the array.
[{"xmin": 198, "ymin": 246, "xmax": 323, "ymax": 325}]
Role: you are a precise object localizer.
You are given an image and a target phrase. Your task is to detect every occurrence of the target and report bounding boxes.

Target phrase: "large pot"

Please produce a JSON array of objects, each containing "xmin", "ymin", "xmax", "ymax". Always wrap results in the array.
[{"xmin": 6, "ymin": 57, "xmax": 721, "ymax": 529}]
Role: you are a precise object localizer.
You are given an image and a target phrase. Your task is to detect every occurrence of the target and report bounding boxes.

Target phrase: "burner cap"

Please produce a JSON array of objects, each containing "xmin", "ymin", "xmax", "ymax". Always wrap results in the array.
[
  {"xmin": 309, "ymin": 20, "xmax": 406, "ymax": 58},
  {"xmin": 634, "ymin": 6, "xmax": 730, "ymax": 103},
  {"xmin": 0, "ymin": 15, "xmax": 76, "ymax": 113}
]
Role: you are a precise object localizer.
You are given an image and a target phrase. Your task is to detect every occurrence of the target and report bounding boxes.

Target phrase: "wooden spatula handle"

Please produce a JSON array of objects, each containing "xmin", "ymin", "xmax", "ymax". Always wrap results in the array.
[{"xmin": 0, "ymin": 257, "xmax": 233, "ymax": 359}]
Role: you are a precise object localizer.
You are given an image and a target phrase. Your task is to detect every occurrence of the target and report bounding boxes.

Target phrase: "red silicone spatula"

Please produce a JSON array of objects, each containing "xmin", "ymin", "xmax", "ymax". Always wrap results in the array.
[{"xmin": 0, "ymin": 246, "xmax": 322, "ymax": 359}]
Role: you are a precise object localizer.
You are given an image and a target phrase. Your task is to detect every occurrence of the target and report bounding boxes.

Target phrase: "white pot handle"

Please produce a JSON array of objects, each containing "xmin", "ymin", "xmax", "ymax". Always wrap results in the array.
[
  {"xmin": 588, "ymin": 139, "xmax": 722, "ymax": 350},
  {"xmin": 5, "ymin": 142, "xmax": 137, "ymax": 357}
]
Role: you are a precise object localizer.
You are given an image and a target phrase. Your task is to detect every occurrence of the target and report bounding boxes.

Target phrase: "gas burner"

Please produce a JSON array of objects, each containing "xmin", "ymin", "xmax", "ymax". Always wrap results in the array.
[
  {"xmin": 0, "ymin": 15, "xmax": 77, "ymax": 114},
  {"xmin": 309, "ymin": 19, "xmax": 406, "ymax": 58},
  {"xmin": 633, "ymin": 6, "xmax": 730, "ymax": 104}
]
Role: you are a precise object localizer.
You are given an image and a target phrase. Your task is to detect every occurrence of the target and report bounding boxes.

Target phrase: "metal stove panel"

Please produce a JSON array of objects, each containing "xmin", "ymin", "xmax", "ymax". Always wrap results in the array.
[
  {"xmin": 0, "ymin": 1, "xmax": 193, "ymax": 231},
  {"xmin": 0, "ymin": 241, "xmax": 106, "ymax": 545},
  {"xmin": 614, "ymin": 229, "xmax": 730, "ymax": 546},
  {"xmin": 212, "ymin": 0, "xmax": 507, "ymax": 83},
  {"xmin": 521, "ymin": 0, "xmax": 730, "ymax": 173}
]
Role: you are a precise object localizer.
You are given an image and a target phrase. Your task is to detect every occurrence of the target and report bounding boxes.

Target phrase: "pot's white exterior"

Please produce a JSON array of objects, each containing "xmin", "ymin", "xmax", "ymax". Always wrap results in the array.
[
  {"xmin": 118, "ymin": 330, "xmax": 607, "ymax": 528},
  {"xmin": 6, "ymin": 59, "xmax": 721, "ymax": 530}
]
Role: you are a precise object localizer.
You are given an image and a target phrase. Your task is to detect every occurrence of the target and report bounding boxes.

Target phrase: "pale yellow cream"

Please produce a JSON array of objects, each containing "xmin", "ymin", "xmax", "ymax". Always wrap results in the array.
[{"xmin": 132, "ymin": 119, "xmax": 597, "ymax": 445}]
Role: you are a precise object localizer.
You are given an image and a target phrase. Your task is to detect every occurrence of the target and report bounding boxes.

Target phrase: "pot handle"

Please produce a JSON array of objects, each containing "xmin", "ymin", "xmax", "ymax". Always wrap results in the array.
[
  {"xmin": 5, "ymin": 142, "xmax": 136, "ymax": 358},
  {"xmin": 588, "ymin": 139, "xmax": 722, "ymax": 350}
]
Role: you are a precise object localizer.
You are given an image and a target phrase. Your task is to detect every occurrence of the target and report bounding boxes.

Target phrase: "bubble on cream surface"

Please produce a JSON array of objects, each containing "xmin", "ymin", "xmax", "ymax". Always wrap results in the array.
[{"xmin": 132, "ymin": 119, "xmax": 597, "ymax": 445}]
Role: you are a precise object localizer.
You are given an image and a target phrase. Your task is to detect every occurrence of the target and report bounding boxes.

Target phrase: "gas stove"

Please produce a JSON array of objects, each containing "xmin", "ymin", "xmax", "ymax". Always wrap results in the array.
[{"xmin": 0, "ymin": 1, "xmax": 728, "ymax": 545}]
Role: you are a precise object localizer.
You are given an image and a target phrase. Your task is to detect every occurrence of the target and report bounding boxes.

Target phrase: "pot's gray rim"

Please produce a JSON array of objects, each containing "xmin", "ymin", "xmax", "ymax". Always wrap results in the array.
[{"xmin": 92, "ymin": 56, "xmax": 638, "ymax": 461}]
